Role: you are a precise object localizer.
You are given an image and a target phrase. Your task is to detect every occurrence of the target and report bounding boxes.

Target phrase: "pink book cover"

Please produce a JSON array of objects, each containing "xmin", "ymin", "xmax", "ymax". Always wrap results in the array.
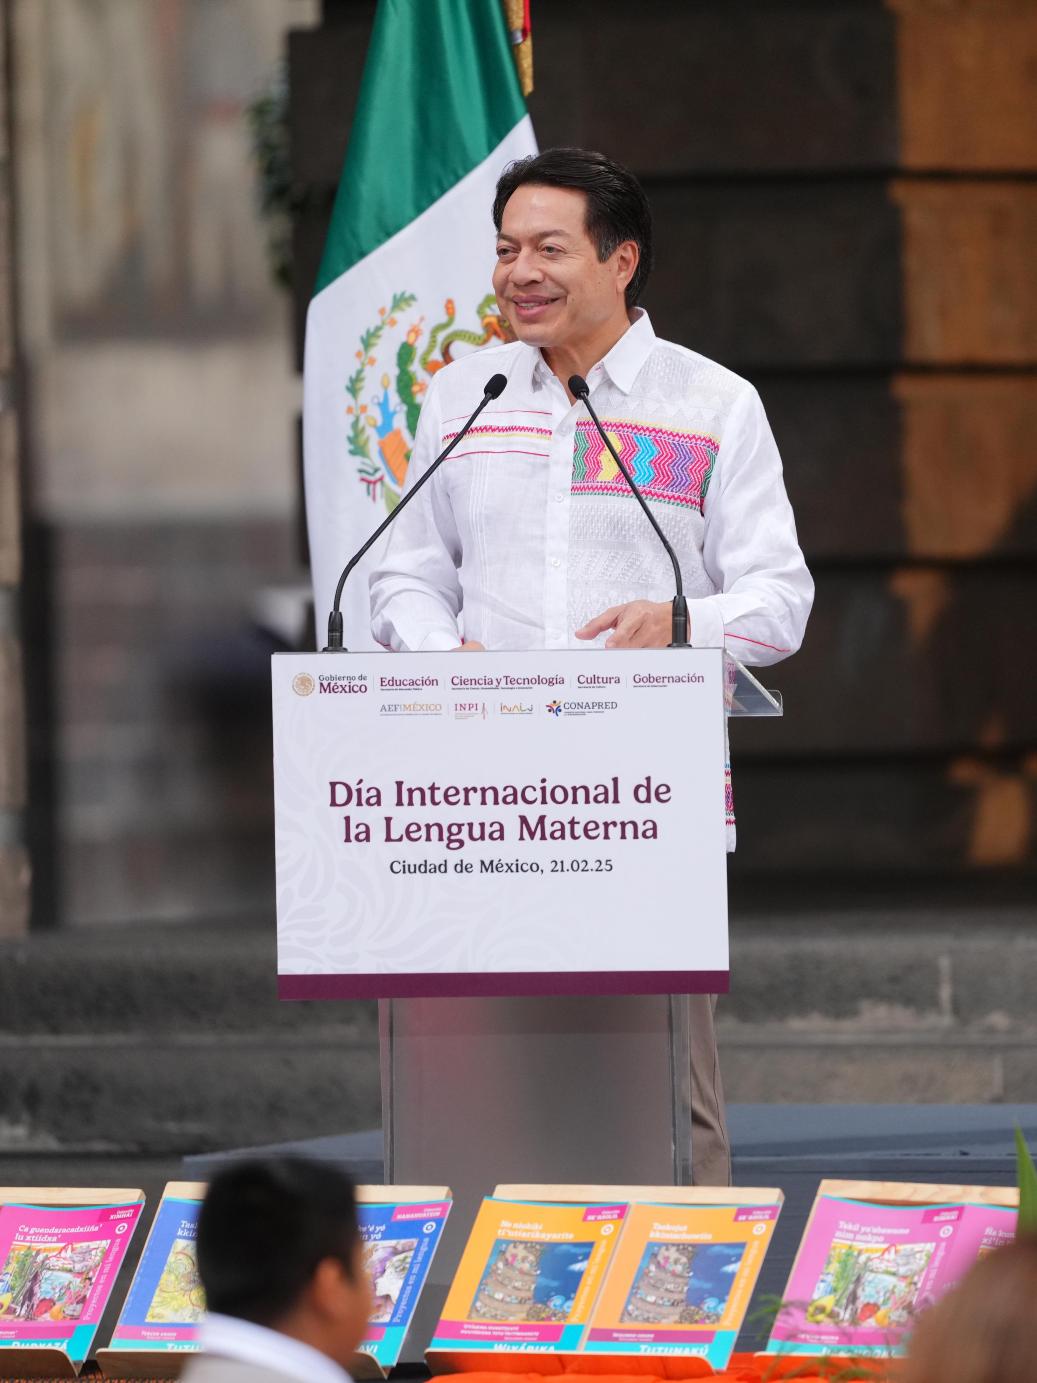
[
  {"xmin": 0, "ymin": 1201, "xmax": 143, "ymax": 1364},
  {"xmin": 766, "ymin": 1195, "xmax": 1016, "ymax": 1358}
]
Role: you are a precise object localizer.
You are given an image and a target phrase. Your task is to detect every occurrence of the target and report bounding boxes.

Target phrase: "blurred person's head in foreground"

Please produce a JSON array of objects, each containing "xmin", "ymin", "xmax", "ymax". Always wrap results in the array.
[
  {"xmin": 195, "ymin": 1157, "xmax": 371, "ymax": 1374},
  {"xmin": 903, "ymin": 1234, "xmax": 1037, "ymax": 1383}
]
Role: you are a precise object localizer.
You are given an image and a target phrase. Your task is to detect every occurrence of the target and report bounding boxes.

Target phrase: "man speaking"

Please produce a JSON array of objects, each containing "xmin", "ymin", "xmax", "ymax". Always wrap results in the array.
[{"xmin": 370, "ymin": 147, "xmax": 813, "ymax": 1184}]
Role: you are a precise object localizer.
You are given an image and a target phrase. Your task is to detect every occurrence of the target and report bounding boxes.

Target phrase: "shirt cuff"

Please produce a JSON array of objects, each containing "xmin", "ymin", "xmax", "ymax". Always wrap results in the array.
[
  {"xmin": 417, "ymin": 628, "xmax": 463, "ymax": 652},
  {"xmin": 686, "ymin": 598, "xmax": 725, "ymax": 649}
]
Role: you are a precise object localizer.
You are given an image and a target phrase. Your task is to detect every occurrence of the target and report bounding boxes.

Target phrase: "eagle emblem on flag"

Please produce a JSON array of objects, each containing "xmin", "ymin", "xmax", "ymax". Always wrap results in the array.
[{"xmin": 346, "ymin": 293, "xmax": 515, "ymax": 511}]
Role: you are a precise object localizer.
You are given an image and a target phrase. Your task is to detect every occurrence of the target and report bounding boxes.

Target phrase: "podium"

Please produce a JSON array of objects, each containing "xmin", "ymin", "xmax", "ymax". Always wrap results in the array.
[{"xmin": 273, "ymin": 646, "xmax": 780, "ymax": 1343}]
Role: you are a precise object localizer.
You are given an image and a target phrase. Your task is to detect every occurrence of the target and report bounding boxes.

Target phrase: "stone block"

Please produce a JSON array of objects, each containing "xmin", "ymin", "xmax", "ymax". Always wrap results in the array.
[
  {"xmin": 725, "ymin": 928, "xmax": 946, "ymax": 1024},
  {"xmin": 731, "ymin": 758, "xmax": 1037, "ymax": 874},
  {"xmin": 0, "ymin": 411, "xmax": 18, "ymax": 586},
  {"xmin": 59, "ymin": 828, "xmax": 274, "ymax": 928},
  {"xmin": 0, "ymin": 844, "xmax": 29, "ymax": 938},
  {"xmin": 721, "ymin": 1035, "xmax": 1001, "ymax": 1103},
  {"xmin": 767, "ymin": 372, "xmax": 1037, "ymax": 562},
  {"xmin": 0, "ymin": 14, "xmax": 6, "ymax": 159},
  {"xmin": 894, "ymin": 181, "xmax": 1037, "ymax": 365},
  {"xmin": 0, "ymin": 1034, "xmax": 381, "ymax": 1154},
  {"xmin": 0, "ymin": 929, "xmax": 377, "ymax": 1041},
  {"xmin": 529, "ymin": 0, "xmax": 898, "ymax": 174},
  {"xmin": 999, "ymin": 1049, "xmax": 1037, "ymax": 1102},
  {"xmin": 734, "ymin": 373, "xmax": 1037, "ymax": 563},
  {"xmin": 0, "ymin": 633, "xmax": 26, "ymax": 810},
  {"xmin": 646, "ymin": 182, "xmax": 902, "ymax": 369},
  {"xmin": 894, "ymin": 3, "xmax": 1037, "ymax": 171},
  {"xmin": 287, "ymin": 18, "xmax": 371, "ymax": 189},
  {"xmin": 893, "ymin": 373, "xmax": 1037, "ymax": 558},
  {"xmin": 732, "ymin": 567, "xmax": 1037, "ymax": 756},
  {"xmin": 763, "ymin": 377, "xmax": 906, "ymax": 561},
  {"xmin": 0, "ymin": 178, "xmax": 11, "ymax": 376},
  {"xmin": 947, "ymin": 931, "xmax": 1037, "ymax": 1028}
]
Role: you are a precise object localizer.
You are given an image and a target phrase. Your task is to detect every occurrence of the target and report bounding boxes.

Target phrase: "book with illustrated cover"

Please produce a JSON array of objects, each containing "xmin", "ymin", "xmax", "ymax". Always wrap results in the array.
[
  {"xmin": 0, "ymin": 1189, "xmax": 144, "ymax": 1376},
  {"xmin": 356, "ymin": 1192, "xmax": 451, "ymax": 1374},
  {"xmin": 101, "ymin": 1182, "xmax": 206, "ymax": 1368},
  {"xmin": 765, "ymin": 1180, "xmax": 1018, "ymax": 1358},
  {"xmin": 584, "ymin": 1200, "xmax": 781, "ymax": 1368},
  {"xmin": 428, "ymin": 1185, "xmax": 783, "ymax": 1372},
  {"xmin": 430, "ymin": 1197, "xmax": 626, "ymax": 1357}
]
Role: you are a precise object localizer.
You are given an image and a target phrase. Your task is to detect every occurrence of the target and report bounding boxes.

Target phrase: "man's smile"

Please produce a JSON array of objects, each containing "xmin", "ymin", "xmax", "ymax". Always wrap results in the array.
[{"xmin": 508, "ymin": 293, "xmax": 562, "ymax": 321}]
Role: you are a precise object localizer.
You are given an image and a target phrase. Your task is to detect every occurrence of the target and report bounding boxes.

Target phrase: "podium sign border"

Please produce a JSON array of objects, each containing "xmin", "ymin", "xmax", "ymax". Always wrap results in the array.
[{"xmin": 273, "ymin": 648, "xmax": 729, "ymax": 1000}]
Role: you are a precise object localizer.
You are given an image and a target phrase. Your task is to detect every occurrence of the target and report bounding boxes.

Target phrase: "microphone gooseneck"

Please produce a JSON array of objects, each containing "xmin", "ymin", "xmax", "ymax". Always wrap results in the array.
[
  {"xmin": 324, "ymin": 373, "xmax": 508, "ymax": 651},
  {"xmin": 568, "ymin": 374, "xmax": 689, "ymax": 649}
]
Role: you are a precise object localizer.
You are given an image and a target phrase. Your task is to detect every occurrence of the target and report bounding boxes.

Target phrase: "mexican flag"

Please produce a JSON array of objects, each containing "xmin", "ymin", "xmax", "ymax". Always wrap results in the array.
[{"xmin": 303, "ymin": 0, "xmax": 537, "ymax": 649}]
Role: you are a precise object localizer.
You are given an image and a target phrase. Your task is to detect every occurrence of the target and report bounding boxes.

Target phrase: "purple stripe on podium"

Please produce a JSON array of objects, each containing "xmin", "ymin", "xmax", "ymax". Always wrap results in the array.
[{"xmin": 278, "ymin": 970, "xmax": 730, "ymax": 1000}]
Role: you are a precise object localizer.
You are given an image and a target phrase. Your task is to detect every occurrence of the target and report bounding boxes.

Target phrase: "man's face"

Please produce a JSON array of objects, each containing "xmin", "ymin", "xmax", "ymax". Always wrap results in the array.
[{"xmin": 492, "ymin": 184, "xmax": 635, "ymax": 351}]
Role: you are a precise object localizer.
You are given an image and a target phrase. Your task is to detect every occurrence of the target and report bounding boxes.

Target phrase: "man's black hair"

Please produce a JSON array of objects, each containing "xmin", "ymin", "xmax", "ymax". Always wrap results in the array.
[
  {"xmin": 492, "ymin": 147, "xmax": 654, "ymax": 308},
  {"xmin": 196, "ymin": 1158, "xmax": 359, "ymax": 1325}
]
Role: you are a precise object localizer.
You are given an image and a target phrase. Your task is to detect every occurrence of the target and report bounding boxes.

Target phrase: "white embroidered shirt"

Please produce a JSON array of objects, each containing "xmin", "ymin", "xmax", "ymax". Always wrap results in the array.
[
  {"xmin": 370, "ymin": 310, "xmax": 812, "ymax": 662},
  {"xmin": 369, "ymin": 310, "xmax": 814, "ymax": 846}
]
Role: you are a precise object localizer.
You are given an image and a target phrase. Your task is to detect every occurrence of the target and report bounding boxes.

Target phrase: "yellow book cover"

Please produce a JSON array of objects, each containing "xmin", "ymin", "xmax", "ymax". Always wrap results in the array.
[
  {"xmin": 583, "ymin": 1201, "xmax": 781, "ymax": 1369},
  {"xmin": 430, "ymin": 1197, "xmax": 626, "ymax": 1352}
]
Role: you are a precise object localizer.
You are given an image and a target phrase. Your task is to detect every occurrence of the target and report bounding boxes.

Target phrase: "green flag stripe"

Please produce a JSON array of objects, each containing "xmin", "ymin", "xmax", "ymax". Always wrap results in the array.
[{"xmin": 315, "ymin": 0, "xmax": 527, "ymax": 294}]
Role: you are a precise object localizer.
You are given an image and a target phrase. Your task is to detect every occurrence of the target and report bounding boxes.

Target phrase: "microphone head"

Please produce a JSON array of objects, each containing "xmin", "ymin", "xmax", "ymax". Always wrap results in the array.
[
  {"xmin": 484, "ymin": 373, "xmax": 508, "ymax": 400},
  {"xmin": 568, "ymin": 374, "xmax": 590, "ymax": 399}
]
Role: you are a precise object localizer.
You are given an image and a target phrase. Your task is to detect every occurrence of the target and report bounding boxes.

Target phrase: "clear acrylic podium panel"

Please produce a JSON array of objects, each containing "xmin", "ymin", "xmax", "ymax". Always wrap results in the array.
[{"xmin": 379, "ymin": 655, "xmax": 780, "ymax": 1352}]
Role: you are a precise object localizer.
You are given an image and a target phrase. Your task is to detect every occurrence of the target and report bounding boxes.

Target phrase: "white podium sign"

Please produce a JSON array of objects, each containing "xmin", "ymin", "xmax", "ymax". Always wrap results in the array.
[{"xmin": 273, "ymin": 648, "xmax": 728, "ymax": 999}]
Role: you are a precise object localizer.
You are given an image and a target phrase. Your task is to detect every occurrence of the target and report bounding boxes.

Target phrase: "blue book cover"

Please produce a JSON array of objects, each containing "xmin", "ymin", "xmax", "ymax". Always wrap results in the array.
[
  {"xmin": 359, "ymin": 1197, "xmax": 451, "ymax": 1368},
  {"xmin": 108, "ymin": 1193, "xmax": 205, "ymax": 1351}
]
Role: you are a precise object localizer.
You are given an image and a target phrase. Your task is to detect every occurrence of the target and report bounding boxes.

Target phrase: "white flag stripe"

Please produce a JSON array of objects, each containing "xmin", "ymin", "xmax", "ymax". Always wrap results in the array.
[{"xmin": 304, "ymin": 117, "xmax": 537, "ymax": 649}]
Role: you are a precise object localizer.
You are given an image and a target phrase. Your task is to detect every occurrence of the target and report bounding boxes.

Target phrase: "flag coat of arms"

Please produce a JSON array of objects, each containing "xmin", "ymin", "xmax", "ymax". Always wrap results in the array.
[{"xmin": 303, "ymin": 0, "xmax": 537, "ymax": 648}]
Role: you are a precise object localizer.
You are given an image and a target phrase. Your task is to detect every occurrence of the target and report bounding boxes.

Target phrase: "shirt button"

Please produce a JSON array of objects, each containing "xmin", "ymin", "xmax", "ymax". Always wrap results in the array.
[
  {"xmin": 550, "ymin": 557, "xmax": 561, "ymax": 568},
  {"xmin": 555, "ymin": 493, "xmax": 565, "ymax": 503}
]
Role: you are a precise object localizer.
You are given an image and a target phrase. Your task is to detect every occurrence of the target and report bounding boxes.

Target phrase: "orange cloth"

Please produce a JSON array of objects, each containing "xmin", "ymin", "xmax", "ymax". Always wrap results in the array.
[{"xmin": 434, "ymin": 1360, "xmax": 901, "ymax": 1383}]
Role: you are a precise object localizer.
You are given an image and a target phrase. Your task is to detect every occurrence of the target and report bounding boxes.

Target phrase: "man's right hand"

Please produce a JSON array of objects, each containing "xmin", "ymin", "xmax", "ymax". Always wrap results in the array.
[{"xmin": 453, "ymin": 641, "xmax": 486, "ymax": 651}]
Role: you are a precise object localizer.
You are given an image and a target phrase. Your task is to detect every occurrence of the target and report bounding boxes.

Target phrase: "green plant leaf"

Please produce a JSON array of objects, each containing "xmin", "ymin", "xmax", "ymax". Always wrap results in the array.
[{"xmin": 1016, "ymin": 1126, "xmax": 1037, "ymax": 1231}]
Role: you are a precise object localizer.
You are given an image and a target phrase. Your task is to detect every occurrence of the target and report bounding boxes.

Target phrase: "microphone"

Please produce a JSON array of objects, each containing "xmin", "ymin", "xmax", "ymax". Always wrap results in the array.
[
  {"xmin": 323, "ymin": 373, "xmax": 507, "ymax": 651},
  {"xmin": 568, "ymin": 375, "xmax": 689, "ymax": 648}
]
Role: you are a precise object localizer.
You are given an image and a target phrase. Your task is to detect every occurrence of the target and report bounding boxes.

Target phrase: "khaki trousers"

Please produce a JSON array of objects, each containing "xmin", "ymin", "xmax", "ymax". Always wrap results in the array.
[{"xmin": 688, "ymin": 993, "xmax": 731, "ymax": 1185}]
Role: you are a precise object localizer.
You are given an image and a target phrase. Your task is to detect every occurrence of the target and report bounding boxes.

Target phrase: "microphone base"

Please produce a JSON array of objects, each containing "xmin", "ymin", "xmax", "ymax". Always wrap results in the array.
[
  {"xmin": 668, "ymin": 595, "xmax": 690, "ymax": 649},
  {"xmin": 324, "ymin": 610, "xmax": 348, "ymax": 653}
]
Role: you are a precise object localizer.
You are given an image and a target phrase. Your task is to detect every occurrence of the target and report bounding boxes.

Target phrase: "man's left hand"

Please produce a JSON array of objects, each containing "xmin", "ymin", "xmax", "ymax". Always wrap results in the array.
[{"xmin": 575, "ymin": 600, "xmax": 674, "ymax": 648}]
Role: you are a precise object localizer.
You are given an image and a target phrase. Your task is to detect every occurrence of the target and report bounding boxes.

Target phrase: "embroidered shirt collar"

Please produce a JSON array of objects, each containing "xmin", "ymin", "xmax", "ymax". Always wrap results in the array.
[{"xmin": 524, "ymin": 308, "xmax": 657, "ymax": 396}]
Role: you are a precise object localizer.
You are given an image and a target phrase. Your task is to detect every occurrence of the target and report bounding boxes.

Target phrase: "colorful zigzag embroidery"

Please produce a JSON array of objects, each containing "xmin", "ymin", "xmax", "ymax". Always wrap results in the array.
[
  {"xmin": 572, "ymin": 420, "xmax": 718, "ymax": 511},
  {"xmin": 442, "ymin": 422, "xmax": 551, "ymax": 456}
]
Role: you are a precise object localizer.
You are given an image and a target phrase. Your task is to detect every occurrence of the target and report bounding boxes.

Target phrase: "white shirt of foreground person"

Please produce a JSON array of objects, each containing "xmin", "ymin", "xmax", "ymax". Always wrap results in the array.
[
  {"xmin": 184, "ymin": 1311, "xmax": 354, "ymax": 1383},
  {"xmin": 369, "ymin": 309, "xmax": 813, "ymax": 665}
]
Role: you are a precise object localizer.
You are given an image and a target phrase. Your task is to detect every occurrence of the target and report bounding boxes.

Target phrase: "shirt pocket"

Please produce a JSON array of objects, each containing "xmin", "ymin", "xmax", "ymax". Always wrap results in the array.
[{"xmin": 439, "ymin": 414, "xmax": 553, "ymax": 529}]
